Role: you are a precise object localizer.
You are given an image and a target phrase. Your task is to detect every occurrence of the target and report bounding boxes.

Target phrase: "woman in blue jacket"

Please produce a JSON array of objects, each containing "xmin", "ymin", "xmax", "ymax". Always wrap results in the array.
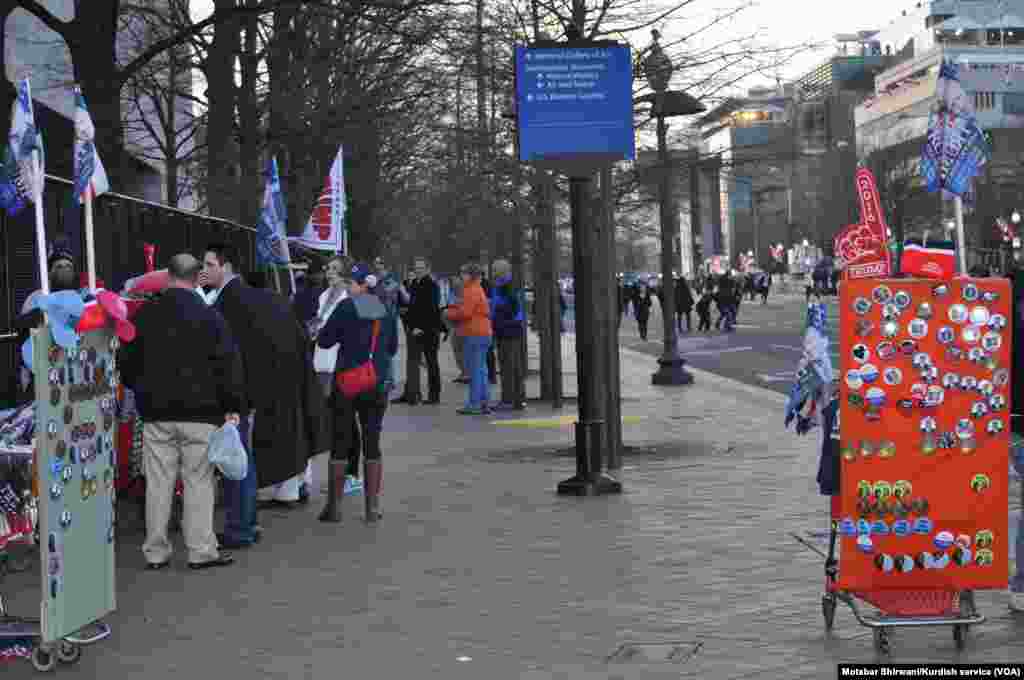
[{"xmin": 316, "ymin": 263, "xmax": 399, "ymax": 523}]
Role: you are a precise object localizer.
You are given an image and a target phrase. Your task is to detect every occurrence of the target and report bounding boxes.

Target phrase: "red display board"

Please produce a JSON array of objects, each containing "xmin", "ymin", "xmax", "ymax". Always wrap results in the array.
[{"xmin": 838, "ymin": 278, "xmax": 1010, "ymax": 591}]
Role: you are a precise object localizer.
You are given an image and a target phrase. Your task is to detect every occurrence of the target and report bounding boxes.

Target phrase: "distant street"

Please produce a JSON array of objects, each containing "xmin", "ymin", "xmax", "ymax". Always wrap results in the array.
[{"xmin": 564, "ymin": 286, "xmax": 840, "ymax": 395}]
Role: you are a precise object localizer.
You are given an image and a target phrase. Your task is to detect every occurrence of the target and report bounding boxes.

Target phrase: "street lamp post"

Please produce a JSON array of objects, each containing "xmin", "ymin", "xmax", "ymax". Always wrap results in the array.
[{"xmin": 641, "ymin": 30, "xmax": 704, "ymax": 386}]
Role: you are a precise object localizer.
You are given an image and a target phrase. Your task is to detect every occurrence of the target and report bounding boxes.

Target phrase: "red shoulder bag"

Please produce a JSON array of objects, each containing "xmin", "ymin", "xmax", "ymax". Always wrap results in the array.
[{"xmin": 335, "ymin": 320, "xmax": 380, "ymax": 398}]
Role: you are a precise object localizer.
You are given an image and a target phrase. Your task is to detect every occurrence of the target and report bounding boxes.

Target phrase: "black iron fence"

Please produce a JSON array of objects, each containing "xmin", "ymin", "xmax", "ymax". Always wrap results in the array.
[{"xmin": 1, "ymin": 174, "xmax": 255, "ymax": 405}]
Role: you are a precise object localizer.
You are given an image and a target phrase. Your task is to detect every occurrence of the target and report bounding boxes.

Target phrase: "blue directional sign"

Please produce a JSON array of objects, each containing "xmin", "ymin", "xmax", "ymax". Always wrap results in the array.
[{"xmin": 515, "ymin": 45, "xmax": 635, "ymax": 163}]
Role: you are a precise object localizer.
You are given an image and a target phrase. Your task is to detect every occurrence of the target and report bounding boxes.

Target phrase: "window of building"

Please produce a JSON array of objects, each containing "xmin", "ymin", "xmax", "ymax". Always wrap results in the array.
[{"xmin": 975, "ymin": 91, "xmax": 996, "ymax": 111}]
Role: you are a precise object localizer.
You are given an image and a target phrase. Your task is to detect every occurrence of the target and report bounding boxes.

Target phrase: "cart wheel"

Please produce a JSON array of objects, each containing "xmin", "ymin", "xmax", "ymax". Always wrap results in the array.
[
  {"xmin": 874, "ymin": 628, "xmax": 891, "ymax": 655},
  {"xmin": 56, "ymin": 640, "xmax": 81, "ymax": 664},
  {"xmin": 31, "ymin": 646, "xmax": 57, "ymax": 672},
  {"xmin": 953, "ymin": 624, "xmax": 967, "ymax": 650},
  {"xmin": 822, "ymin": 594, "xmax": 837, "ymax": 631}
]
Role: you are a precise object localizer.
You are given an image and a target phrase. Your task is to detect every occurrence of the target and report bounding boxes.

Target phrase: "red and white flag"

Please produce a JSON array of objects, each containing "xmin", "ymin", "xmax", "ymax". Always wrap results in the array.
[{"xmin": 290, "ymin": 145, "xmax": 346, "ymax": 253}]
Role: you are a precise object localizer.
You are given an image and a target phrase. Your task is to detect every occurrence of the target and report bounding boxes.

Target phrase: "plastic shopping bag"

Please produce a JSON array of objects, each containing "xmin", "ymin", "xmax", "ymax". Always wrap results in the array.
[{"xmin": 207, "ymin": 423, "xmax": 248, "ymax": 481}]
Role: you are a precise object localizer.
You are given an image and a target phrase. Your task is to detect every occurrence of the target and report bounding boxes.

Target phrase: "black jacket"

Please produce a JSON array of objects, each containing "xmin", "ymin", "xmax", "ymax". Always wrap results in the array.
[
  {"xmin": 120, "ymin": 288, "xmax": 245, "ymax": 425},
  {"xmin": 406, "ymin": 275, "xmax": 441, "ymax": 334}
]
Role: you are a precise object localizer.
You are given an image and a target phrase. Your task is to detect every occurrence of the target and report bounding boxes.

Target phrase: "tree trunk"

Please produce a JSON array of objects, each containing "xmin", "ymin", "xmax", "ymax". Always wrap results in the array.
[
  {"xmin": 204, "ymin": 0, "xmax": 240, "ymax": 222},
  {"xmin": 237, "ymin": 2, "xmax": 262, "ymax": 228}
]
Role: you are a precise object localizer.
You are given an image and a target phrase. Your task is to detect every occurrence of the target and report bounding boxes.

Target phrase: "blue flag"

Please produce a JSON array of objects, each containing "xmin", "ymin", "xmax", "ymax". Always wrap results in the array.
[
  {"xmin": 256, "ymin": 157, "xmax": 291, "ymax": 267},
  {"xmin": 0, "ymin": 78, "xmax": 44, "ymax": 216},
  {"xmin": 920, "ymin": 61, "xmax": 990, "ymax": 197}
]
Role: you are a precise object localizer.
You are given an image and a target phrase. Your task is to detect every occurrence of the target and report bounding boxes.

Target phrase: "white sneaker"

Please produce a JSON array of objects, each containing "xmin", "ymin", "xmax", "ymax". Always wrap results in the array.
[{"xmin": 1009, "ymin": 591, "xmax": 1024, "ymax": 612}]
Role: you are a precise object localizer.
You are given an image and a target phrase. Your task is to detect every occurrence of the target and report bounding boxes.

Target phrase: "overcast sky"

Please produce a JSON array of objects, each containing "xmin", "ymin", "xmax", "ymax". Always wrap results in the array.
[{"xmin": 190, "ymin": 0, "xmax": 912, "ymax": 84}]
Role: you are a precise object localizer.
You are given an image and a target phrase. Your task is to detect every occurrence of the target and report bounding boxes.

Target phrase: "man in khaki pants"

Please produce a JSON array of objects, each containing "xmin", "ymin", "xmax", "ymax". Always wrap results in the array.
[{"xmin": 120, "ymin": 254, "xmax": 245, "ymax": 570}]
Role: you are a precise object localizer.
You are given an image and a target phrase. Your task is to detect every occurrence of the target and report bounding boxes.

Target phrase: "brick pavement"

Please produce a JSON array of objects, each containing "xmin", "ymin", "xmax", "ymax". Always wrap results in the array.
[{"xmin": 3, "ymin": 330, "xmax": 1023, "ymax": 679}]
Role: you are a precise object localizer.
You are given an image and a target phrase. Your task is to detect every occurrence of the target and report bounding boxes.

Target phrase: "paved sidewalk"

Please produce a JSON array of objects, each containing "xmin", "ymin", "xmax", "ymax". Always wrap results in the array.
[{"xmin": 4, "ymin": 332, "xmax": 1023, "ymax": 678}]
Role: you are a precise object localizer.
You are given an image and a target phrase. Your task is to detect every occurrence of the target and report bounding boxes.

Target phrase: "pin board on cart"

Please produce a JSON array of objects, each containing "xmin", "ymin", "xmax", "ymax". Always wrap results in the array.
[
  {"xmin": 32, "ymin": 324, "xmax": 117, "ymax": 643},
  {"xmin": 837, "ymin": 278, "xmax": 1011, "ymax": 592}
]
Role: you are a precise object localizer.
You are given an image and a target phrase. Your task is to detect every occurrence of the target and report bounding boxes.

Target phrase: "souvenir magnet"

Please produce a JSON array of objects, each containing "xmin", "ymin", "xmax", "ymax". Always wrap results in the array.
[
  {"xmin": 63, "ymin": 404, "xmax": 73, "ymax": 425},
  {"xmin": 945, "ymin": 346, "xmax": 964, "ymax": 363},
  {"xmin": 916, "ymin": 302, "xmax": 934, "ymax": 319},
  {"xmin": 956, "ymin": 419, "xmax": 976, "ymax": 440},
  {"xmin": 920, "ymin": 416, "xmax": 937, "ymax": 433},
  {"xmin": 61, "ymin": 466, "xmax": 72, "ymax": 483},
  {"xmin": 872, "ymin": 521, "xmax": 890, "ymax": 537},
  {"xmin": 877, "ymin": 342, "xmax": 896, "ymax": 360},
  {"xmin": 913, "ymin": 517, "xmax": 934, "ymax": 534},
  {"xmin": 960, "ymin": 375, "xmax": 978, "ymax": 391},
  {"xmin": 961, "ymin": 437, "xmax": 978, "ymax": 454},
  {"xmin": 987, "ymin": 419, "xmax": 1005, "ymax": 435},
  {"xmin": 975, "ymin": 549, "xmax": 994, "ymax": 567},
  {"xmin": 994, "ymin": 368, "xmax": 1010, "ymax": 387},
  {"xmin": 933, "ymin": 283, "xmax": 950, "ymax": 298},
  {"xmin": 990, "ymin": 394, "xmax": 1007, "ymax": 411},
  {"xmin": 922, "ymin": 366, "xmax": 940, "ymax": 384},
  {"xmin": 908, "ymin": 318, "xmax": 928, "ymax": 339},
  {"xmin": 894, "ymin": 291, "xmax": 912, "ymax": 309},
  {"xmin": 978, "ymin": 380, "xmax": 994, "ymax": 397},
  {"xmin": 956, "ymin": 534, "xmax": 972, "ymax": 549},
  {"xmin": 962, "ymin": 325, "xmax": 982, "ymax": 344},
  {"xmin": 59, "ymin": 510, "xmax": 71, "ymax": 528},
  {"xmin": 900, "ymin": 340, "xmax": 917, "ymax": 356},
  {"xmin": 953, "ymin": 547, "xmax": 972, "ymax": 566},
  {"xmin": 990, "ymin": 314, "xmax": 1008, "ymax": 331},
  {"xmin": 984, "ymin": 355, "xmax": 1000, "ymax": 371},
  {"xmin": 982, "ymin": 332, "xmax": 1002, "ymax": 352},
  {"xmin": 912, "ymin": 352, "xmax": 931, "ymax": 370},
  {"xmin": 882, "ymin": 303, "xmax": 900, "ymax": 320},
  {"xmin": 916, "ymin": 552, "xmax": 935, "ymax": 570},
  {"xmin": 933, "ymin": 552, "xmax": 951, "ymax": 569},
  {"xmin": 983, "ymin": 290, "xmax": 1000, "ymax": 303},
  {"xmin": 852, "ymin": 344, "xmax": 870, "ymax": 364},
  {"xmin": 949, "ymin": 304, "xmax": 969, "ymax": 324},
  {"xmin": 883, "ymin": 367, "xmax": 902, "ymax": 386},
  {"xmin": 962, "ymin": 283, "xmax": 980, "ymax": 302},
  {"xmin": 856, "ymin": 535, "xmax": 874, "ymax": 554},
  {"xmin": 896, "ymin": 555, "xmax": 915, "ymax": 573},
  {"xmin": 921, "ymin": 433, "xmax": 937, "ymax": 456},
  {"xmin": 937, "ymin": 326, "xmax": 955, "ymax": 345},
  {"xmin": 970, "ymin": 306, "xmax": 991, "ymax": 326},
  {"xmin": 975, "ymin": 530, "xmax": 994, "ymax": 549},
  {"xmin": 911, "ymin": 383, "xmax": 927, "ymax": 400},
  {"xmin": 881, "ymin": 320, "xmax": 899, "ymax": 338},
  {"xmin": 55, "ymin": 440, "xmax": 66, "ymax": 459},
  {"xmin": 860, "ymin": 365, "xmax": 880, "ymax": 384},
  {"xmin": 49, "ymin": 483, "xmax": 62, "ymax": 500},
  {"xmin": 971, "ymin": 401, "xmax": 989, "ymax": 419},
  {"xmin": 968, "ymin": 347, "xmax": 985, "ymax": 363},
  {"xmin": 845, "ymin": 369, "xmax": 864, "ymax": 390},
  {"xmin": 893, "ymin": 520, "xmax": 911, "ymax": 536},
  {"xmin": 857, "ymin": 518, "xmax": 872, "ymax": 535},
  {"xmin": 875, "ymin": 554, "xmax": 895, "ymax": 572},
  {"xmin": 872, "ymin": 285, "xmax": 893, "ymax": 304},
  {"xmin": 942, "ymin": 373, "xmax": 960, "ymax": 389},
  {"xmin": 970, "ymin": 474, "xmax": 991, "ymax": 493},
  {"xmin": 855, "ymin": 319, "xmax": 874, "ymax": 337},
  {"xmin": 925, "ymin": 385, "xmax": 944, "ymax": 406},
  {"xmin": 865, "ymin": 386, "xmax": 885, "ymax": 407}
]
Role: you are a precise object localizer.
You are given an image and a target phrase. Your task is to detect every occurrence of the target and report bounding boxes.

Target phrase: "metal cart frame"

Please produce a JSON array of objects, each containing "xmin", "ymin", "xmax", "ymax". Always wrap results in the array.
[
  {"xmin": 794, "ymin": 520, "xmax": 986, "ymax": 655},
  {"xmin": 0, "ymin": 448, "xmax": 111, "ymax": 672}
]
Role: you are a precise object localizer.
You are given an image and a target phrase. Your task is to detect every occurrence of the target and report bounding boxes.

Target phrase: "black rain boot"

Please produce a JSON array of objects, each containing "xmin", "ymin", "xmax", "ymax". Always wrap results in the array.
[
  {"xmin": 318, "ymin": 461, "xmax": 344, "ymax": 523},
  {"xmin": 364, "ymin": 460, "xmax": 382, "ymax": 523}
]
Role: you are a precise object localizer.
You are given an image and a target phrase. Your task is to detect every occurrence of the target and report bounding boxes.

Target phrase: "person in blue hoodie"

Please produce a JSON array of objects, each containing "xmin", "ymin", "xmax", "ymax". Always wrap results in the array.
[
  {"xmin": 316, "ymin": 263, "xmax": 398, "ymax": 523},
  {"xmin": 489, "ymin": 259, "xmax": 526, "ymax": 410}
]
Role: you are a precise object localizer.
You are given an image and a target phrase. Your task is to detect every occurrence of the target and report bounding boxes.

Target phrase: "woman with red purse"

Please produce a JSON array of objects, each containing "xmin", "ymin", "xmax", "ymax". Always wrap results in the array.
[{"xmin": 315, "ymin": 263, "xmax": 398, "ymax": 523}]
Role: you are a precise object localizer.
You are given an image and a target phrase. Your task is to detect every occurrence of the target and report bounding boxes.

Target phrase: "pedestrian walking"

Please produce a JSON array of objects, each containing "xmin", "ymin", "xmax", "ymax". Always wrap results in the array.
[
  {"xmin": 696, "ymin": 286, "xmax": 713, "ymax": 332},
  {"xmin": 393, "ymin": 257, "xmax": 442, "ymax": 405},
  {"xmin": 634, "ymin": 284, "xmax": 652, "ymax": 340},
  {"xmin": 490, "ymin": 259, "xmax": 526, "ymax": 410},
  {"xmin": 446, "ymin": 263, "xmax": 494, "ymax": 415},
  {"xmin": 316, "ymin": 263, "xmax": 398, "ymax": 523},
  {"xmin": 202, "ymin": 243, "xmax": 328, "ymax": 546},
  {"xmin": 675, "ymin": 275, "xmax": 694, "ymax": 333},
  {"xmin": 119, "ymin": 254, "xmax": 243, "ymax": 570}
]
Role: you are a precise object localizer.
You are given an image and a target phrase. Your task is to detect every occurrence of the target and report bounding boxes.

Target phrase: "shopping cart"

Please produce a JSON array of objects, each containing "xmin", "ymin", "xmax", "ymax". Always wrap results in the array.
[
  {"xmin": 0, "ymin": 447, "xmax": 111, "ymax": 672},
  {"xmin": 793, "ymin": 501, "xmax": 986, "ymax": 655}
]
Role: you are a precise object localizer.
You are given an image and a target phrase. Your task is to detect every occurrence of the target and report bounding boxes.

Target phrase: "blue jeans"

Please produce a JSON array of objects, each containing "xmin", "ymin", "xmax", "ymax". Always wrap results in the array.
[
  {"xmin": 1012, "ymin": 444, "xmax": 1024, "ymax": 592},
  {"xmin": 463, "ymin": 336, "xmax": 492, "ymax": 410},
  {"xmin": 222, "ymin": 411, "xmax": 258, "ymax": 544}
]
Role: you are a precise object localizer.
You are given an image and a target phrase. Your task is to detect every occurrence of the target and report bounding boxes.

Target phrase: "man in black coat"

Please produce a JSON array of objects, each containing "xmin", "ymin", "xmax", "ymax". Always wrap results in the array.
[
  {"xmin": 393, "ymin": 257, "xmax": 444, "ymax": 405},
  {"xmin": 120, "ymin": 254, "xmax": 244, "ymax": 570},
  {"xmin": 202, "ymin": 243, "xmax": 329, "ymax": 548}
]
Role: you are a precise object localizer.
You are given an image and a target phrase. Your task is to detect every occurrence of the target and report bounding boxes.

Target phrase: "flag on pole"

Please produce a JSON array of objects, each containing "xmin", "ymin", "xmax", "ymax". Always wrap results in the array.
[
  {"xmin": 0, "ymin": 78, "xmax": 44, "ymax": 216},
  {"xmin": 256, "ymin": 156, "xmax": 291, "ymax": 267},
  {"xmin": 73, "ymin": 86, "xmax": 109, "ymax": 203},
  {"xmin": 289, "ymin": 145, "xmax": 346, "ymax": 253},
  {"xmin": 920, "ymin": 61, "xmax": 990, "ymax": 198}
]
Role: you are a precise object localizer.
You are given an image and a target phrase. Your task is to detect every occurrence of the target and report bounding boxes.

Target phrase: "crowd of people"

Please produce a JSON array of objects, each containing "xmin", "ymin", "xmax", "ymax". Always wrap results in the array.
[{"xmin": 617, "ymin": 269, "xmax": 773, "ymax": 337}]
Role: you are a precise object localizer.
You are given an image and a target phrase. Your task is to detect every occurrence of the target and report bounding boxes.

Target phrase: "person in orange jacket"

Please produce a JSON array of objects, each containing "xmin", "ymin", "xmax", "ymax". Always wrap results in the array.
[{"xmin": 445, "ymin": 263, "xmax": 493, "ymax": 415}]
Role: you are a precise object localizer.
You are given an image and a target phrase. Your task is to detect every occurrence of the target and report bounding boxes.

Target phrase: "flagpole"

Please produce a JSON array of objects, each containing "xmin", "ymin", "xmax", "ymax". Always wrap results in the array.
[
  {"xmin": 84, "ymin": 191, "xmax": 97, "ymax": 292},
  {"xmin": 25, "ymin": 79, "xmax": 48, "ymax": 296},
  {"xmin": 955, "ymin": 194, "xmax": 968, "ymax": 274}
]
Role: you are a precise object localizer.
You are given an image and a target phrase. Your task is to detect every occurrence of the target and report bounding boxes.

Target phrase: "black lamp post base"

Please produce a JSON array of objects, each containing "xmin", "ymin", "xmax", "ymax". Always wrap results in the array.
[
  {"xmin": 556, "ymin": 472, "xmax": 623, "ymax": 496},
  {"xmin": 652, "ymin": 355, "xmax": 694, "ymax": 386}
]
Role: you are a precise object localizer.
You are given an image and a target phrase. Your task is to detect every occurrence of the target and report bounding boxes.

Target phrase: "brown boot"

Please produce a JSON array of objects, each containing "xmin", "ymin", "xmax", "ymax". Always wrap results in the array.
[
  {"xmin": 318, "ymin": 461, "xmax": 345, "ymax": 523},
  {"xmin": 364, "ymin": 460, "xmax": 382, "ymax": 523}
]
